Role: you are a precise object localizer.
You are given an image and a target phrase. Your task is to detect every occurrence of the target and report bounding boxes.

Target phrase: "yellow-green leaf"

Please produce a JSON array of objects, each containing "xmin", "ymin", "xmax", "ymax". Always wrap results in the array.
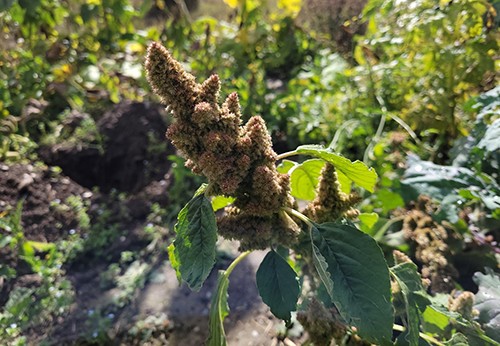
[
  {"xmin": 296, "ymin": 145, "xmax": 378, "ymax": 192},
  {"xmin": 289, "ymin": 159, "xmax": 325, "ymax": 201}
]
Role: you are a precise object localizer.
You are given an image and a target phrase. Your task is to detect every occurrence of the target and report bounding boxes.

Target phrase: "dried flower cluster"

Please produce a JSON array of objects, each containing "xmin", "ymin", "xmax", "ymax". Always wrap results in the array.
[
  {"xmin": 400, "ymin": 196, "xmax": 459, "ymax": 293},
  {"xmin": 145, "ymin": 42, "xmax": 298, "ymax": 250},
  {"xmin": 303, "ymin": 163, "xmax": 361, "ymax": 223},
  {"xmin": 448, "ymin": 290, "xmax": 475, "ymax": 320},
  {"xmin": 296, "ymin": 298, "xmax": 347, "ymax": 345},
  {"xmin": 145, "ymin": 43, "xmax": 363, "ymax": 250}
]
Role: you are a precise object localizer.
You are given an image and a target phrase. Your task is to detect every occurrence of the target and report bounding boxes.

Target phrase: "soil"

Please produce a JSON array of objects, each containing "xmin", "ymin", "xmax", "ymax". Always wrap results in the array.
[
  {"xmin": 1, "ymin": 101, "xmax": 302, "ymax": 345},
  {"xmin": 39, "ymin": 101, "xmax": 175, "ymax": 193}
]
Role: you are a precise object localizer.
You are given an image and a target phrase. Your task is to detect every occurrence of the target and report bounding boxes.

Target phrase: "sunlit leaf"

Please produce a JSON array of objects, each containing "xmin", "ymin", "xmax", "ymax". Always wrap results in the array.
[
  {"xmin": 211, "ymin": 195, "xmax": 235, "ymax": 211},
  {"xmin": 297, "ymin": 145, "xmax": 378, "ymax": 192},
  {"xmin": 276, "ymin": 159, "xmax": 297, "ymax": 174},
  {"xmin": 358, "ymin": 212, "xmax": 379, "ymax": 232},
  {"xmin": 289, "ymin": 159, "xmax": 324, "ymax": 201}
]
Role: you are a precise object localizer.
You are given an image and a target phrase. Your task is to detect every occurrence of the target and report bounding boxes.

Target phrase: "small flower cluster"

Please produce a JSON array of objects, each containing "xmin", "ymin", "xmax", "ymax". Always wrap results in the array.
[
  {"xmin": 303, "ymin": 163, "xmax": 361, "ymax": 223},
  {"xmin": 145, "ymin": 42, "xmax": 297, "ymax": 250}
]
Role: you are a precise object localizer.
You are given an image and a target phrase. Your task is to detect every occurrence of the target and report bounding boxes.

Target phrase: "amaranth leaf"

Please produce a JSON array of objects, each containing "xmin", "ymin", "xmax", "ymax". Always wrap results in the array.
[
  {"xmin": 172, "ymin": 185, "xmax": 217, "ymax": 291},
  {"xmin": 256, "ymin": 250, "xmax": 301, "ymax": 322},
  {"xmin": 391, "ymin": 262, "xmax": 431, "ymax": 346},
  {"xmin": 296, "ymin": 145, "xmax": 378, "ymax": 192},
  {"xmin": 312, "ymin": 222, "xmax": 393, "ymax": 345}
]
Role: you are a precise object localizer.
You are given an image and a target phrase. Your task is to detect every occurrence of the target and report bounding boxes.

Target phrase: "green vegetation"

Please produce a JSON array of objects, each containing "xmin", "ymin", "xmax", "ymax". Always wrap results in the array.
[{"xmin": 0, "ymin": 0, "xmax": 499, "ymax": 345}]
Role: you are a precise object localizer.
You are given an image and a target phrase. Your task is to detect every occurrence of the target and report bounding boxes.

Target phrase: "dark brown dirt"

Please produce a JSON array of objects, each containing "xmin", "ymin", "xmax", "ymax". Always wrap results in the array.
[
  {"xmin": 0, "ymin": 163, "xmax": 91, "ymax": 242},
  {"xmin": 39, "ymin": 101, "xmax": 175, "ymax": 193}
]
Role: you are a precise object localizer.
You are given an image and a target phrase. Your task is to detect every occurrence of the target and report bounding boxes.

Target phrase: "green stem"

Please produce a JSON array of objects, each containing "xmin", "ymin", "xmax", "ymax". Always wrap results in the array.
[
  {"xmin": 276, "ymin": 150, "xmax": 299, "ymax": 161},
  {"xmin": 392, "ymin": 324, "xmax": 445, "ymax": 346},
  {"xmin": 387, "ymin": 113, "xmax": 423, "ymax": 147},
  {"xmin": 223, "ymin": 250, "xmax": 251, "ymax": 278},
  {"xmin": 373, "ymin": 215, "xmax": 405, "ymax": 241},
  {"xmin": 283, "ymin": 207, "xmax": 314, "ymax": 229},
  {"xmin": 329, "ymin": 119, "xmax": 359, "ymax": 150}
]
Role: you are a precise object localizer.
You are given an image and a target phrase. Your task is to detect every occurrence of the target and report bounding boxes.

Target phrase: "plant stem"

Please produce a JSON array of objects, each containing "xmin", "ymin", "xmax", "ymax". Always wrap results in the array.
[
  {"xmin": 329, "ymin": 119, "xmax": 359, "ymax": 150},
  {"xmin": 224, "ymin": 250, "xmax": 251, "ymax": 278},
  {"xmin": 373, "ymin": 215, "xmax": 405, "ymax": 241},
  {"xmin": 276, "ymin": 150, "xmax": 299, "ymax": 161},
  {"xmin": 392, "ymin": 324, "xmax": 445, "ymax": 346},
  {"xmin": 282, "ymin": 207, "xmax": 314, "ymax": 229}
]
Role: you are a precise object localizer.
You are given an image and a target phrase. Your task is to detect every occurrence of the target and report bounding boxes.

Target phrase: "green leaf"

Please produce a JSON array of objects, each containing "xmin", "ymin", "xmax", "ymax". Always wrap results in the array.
[
  {"xmin": 402, "ymin": 155, "xmax": 488, "ymax": 200},
  {"xmin": 444, "ymin": 333, "xmax": 469, "ymax": 346},
  {"xmin": 478, "ymin": 119, "xmax": 500, "ymax": 153},
  {"xmin": 276, "ymin": 159, "xmax": 297, "ymax": 174},
  {"xmin": 473, "ymin": 270, "xmax": 500, "ymax": 342},
  {"xmin": 24, "ymin": 240, "xmax": 55, "ymax": 252},
  {"xmin": 208, "ymin": 271, "xmax": 230, "ymax": 346},
  {"xmin": 337, "ymin": 170, "xmax": 352, "ymax": 194},
  {"xmin": 296, "ymin": 145, "xmax": 378, "ymax": 192},
  {"xmin": 256, "ymin": 250, "xmax": 301, "ymax": 322},
  {"xmin": 167, "ymin": 243, "xmax": 181, "ymax": 283},
  {"xmin": 358, "ymin": 212, "xmax": 379, "ymax": 232},
  {"xmin": 312, "ymin": 223, "xmax": 393, "ymax": 345},
  {"xmin": 211, "ymin": 195, "xmax": 235, "ymax": 211},
  {"xmin": 422, "ymin": 304, "xmax": 456, "ymax": 333},
  {"xmin": 391, "ymin": 262, "xmax": 431, "ymax": 346},
  {"xmin": 289, "ymin": 159, "xmax": 325, "ymax": 201},
  {"xmin": 172, "ymin": 187, "xmax": 218, "ymax": 291}
]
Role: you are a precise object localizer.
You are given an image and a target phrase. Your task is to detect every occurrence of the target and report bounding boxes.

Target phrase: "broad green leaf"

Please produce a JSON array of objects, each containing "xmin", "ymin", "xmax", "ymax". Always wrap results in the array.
[
  {"xmin": 312, "ymin": 223, "xmax": 393, "ymax": 345},
  {"xmin": 422, "ymin": 303, "xmax": 499, "ymax": 344},
  {"xmin": 358, "ymin": 212, "xmax": 379, "ymax": 232},
  {"xmin": 256, "ymin": 250, "xmax": 301, "ymax": 322},
  {"xmin": 211, "ymin": 195, "xmax": 235, "ymax": 211},
  {"xmin": 289, "ymin": 159, "xmax": 325, "ymax": 201},
  {"xmin": 422, "ymin": 305, "xmax": 456, "ymax": 333},
  {"xmin": 337, "ymin": 170, "xmax": 352, "ymax": 194},
  {"xmin": 391, "ymin": 262, "xmax": 431, "ymax": 346},
  {"xmin": 208, "ymin": 271, "xmax": 230, "ymax": 346},
  {"xmin": 296, "ymin": 145, "xmax": 378, "ymax": 192},
  {"xmin": 473, "ymin": 270, "xmax": 500, "ymax": 342},
  {"xmin": 173, "ymin": 185, "xmax": 217, "ymax": 291},
  {"xmin": 402, "ymin": 155, "xmax": 489, "ymax": 200},
  {"xmin": 478, "ymin": 119, "xmax": 500, "ymax": 153},
  {"xmin": 277, "ymin": 159, "xmax": 297, "ymax": 174}
]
